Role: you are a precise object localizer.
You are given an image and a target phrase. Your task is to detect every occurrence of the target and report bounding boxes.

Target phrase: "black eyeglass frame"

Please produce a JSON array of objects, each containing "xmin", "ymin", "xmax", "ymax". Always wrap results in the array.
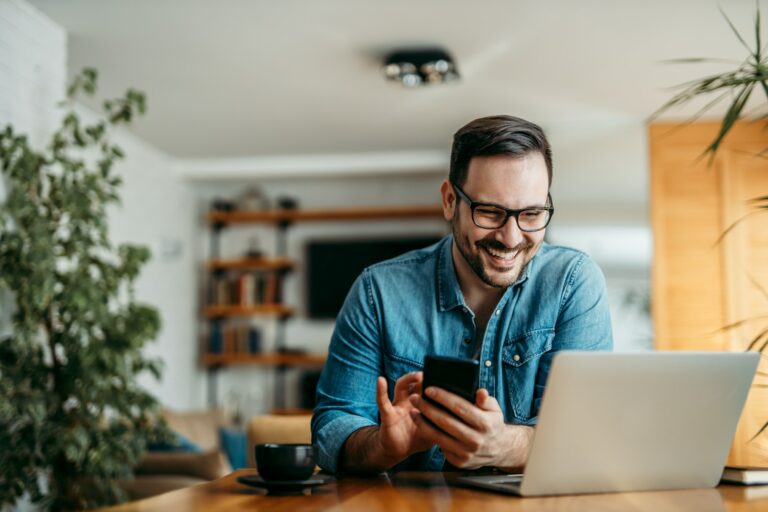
[{"xmin": 451, "ymin": 182, "xmax": 554, "ymax": 232}]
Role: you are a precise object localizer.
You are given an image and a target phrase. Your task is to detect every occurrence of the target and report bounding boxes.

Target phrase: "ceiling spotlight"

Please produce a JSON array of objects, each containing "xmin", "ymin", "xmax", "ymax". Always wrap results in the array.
[{"xmin": 383, "ymin": 47, "xmax": 459, "ymax": 88}]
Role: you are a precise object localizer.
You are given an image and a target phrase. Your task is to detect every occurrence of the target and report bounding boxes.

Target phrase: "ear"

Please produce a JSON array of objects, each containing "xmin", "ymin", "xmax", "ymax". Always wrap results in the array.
[{"xmin": 440, "ymin": 180, "xmax": 456, "ymax": 222}]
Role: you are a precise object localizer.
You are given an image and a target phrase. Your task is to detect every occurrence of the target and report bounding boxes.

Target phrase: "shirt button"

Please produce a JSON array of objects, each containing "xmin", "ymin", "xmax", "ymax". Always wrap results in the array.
[
  {"xmin": 463, "ymin": 338, "xmax": 472, "ymax": 345},
  {"xmin": 462, "ymin": 307, "xmax": 468, "ymax": 314},
  {"xmin": 513, "ymin": 354, "xmax": 521, "ymax": 362},
  {"xmin": 495, "ymin": 309, "xmax": 501, "ymax": 316},
  {"xmin": 484, "ymin": 360, "xmax": 492, "ymax": 368}
]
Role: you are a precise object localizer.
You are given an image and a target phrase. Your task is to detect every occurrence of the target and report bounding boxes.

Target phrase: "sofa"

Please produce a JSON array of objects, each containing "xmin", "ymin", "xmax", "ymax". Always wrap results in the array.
[{"xmin": 121, "ymin": 409, "xmax": 232, "ymax": 501}]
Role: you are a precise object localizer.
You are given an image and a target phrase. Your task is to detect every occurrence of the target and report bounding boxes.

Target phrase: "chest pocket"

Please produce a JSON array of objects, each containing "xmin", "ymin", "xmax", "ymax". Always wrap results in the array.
[{"xmin": 501, "ymin": 328, "xmax": 555, "ymax": 421}]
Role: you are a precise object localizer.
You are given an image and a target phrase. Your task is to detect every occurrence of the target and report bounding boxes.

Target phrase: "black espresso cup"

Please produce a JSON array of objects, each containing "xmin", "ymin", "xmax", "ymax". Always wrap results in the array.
[{"xmin": 255, "ymin": 443, "xmax": 316, "ymax": 481}]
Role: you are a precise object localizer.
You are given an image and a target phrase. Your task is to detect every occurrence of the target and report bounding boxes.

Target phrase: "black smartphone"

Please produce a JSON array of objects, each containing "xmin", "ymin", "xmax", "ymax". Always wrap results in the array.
[{"xmin": 422, "ymin": 355, "xmax": 480, "ymax": 404}]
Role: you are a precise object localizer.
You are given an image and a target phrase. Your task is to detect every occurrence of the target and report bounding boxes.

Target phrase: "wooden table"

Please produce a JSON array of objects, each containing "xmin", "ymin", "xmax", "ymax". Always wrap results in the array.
[{"xmin": 102, "ymin": 469, "xmax": 768, "ymax": 511}]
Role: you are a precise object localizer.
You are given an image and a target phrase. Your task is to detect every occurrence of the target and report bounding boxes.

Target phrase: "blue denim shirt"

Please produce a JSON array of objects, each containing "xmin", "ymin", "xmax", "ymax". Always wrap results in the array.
[{"xmin": 312, "ymin": 235, "xmax": 613, "ymax": 473}]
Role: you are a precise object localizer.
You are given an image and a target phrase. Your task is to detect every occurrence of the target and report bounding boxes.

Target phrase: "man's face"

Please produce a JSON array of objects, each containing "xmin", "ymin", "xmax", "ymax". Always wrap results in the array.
[{"xmin": 443, "ymin": 153, "xmax": 550, "ymax": 289}]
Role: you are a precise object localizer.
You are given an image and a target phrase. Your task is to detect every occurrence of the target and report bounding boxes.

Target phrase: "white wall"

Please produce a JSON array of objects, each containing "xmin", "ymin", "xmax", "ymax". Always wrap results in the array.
[
  {"xmin": 0, "ymin": 0, "xmax": 65, "ymax": 147},
  {"xmin": 0, "ymin": 0, "xmax": 203, "ymax": 411},
  {"xmin": 0, "ymin": 0, "xmax": 65, "ymax": 336},
  {"xmin": 90, "ymin": 111, "xmax": 203, "ymax": 410}
]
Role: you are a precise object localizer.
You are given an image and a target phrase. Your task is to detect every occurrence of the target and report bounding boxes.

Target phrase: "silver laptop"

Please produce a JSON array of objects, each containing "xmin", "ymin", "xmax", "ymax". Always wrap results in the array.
[{"xmin": 457, "ymin": 351, "xmax": 759, "ymax": 496}]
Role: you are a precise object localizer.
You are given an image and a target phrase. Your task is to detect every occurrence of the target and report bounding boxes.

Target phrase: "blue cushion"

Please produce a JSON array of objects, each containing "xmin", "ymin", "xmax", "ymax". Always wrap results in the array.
[
  {"xmin": 148, "ymin": 432, "xmax": 203, "ymax": 453},
  {"xmin": 219, "ymin": 427, "xmax": 248, "ymax": 469}
]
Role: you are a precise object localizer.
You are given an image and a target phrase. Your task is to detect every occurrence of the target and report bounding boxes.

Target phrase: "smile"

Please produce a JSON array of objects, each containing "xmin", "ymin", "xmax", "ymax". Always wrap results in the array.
[{"xmin": 482, "ymin": 246, "xmax": 519, "ymax": 263}]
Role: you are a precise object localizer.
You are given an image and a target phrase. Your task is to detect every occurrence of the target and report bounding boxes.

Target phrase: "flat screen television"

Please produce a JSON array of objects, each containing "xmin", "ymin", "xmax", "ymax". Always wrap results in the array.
[{"xmin": 306, "ymin": 235, "xmax": 443, "ymax": 319}]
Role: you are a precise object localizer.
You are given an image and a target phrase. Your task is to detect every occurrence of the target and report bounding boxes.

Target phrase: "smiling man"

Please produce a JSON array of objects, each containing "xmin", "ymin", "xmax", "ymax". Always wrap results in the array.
[{"xmin": 311, "ymin": 115, "xmax": 613, "ymax": 473}]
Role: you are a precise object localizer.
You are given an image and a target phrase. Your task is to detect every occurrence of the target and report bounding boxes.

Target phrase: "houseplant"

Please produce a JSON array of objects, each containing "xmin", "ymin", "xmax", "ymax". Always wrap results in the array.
[
  {"xmin": 0, "ymin": 68, "xmax": 169, "ymax": 509},
  {"xmin": 653, "ymin": 5, "xmax": 768, "ymax": 440}
]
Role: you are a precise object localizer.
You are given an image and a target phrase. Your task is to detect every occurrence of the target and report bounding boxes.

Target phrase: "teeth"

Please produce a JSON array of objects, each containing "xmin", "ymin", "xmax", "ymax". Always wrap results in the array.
[{"xmin": 485, "ymin": 247, "xmax": 516, "ymax": 260}]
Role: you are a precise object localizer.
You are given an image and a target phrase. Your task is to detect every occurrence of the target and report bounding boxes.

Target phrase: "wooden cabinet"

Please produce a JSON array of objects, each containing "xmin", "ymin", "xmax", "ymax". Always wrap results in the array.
[{"xmin": 650, "ymin": 121, "xmax": 768, "ymax": 465}]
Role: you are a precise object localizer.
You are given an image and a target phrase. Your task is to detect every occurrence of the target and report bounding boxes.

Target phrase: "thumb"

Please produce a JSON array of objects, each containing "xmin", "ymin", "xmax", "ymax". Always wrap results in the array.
[{"xmin": 476, "ymin": 388, "xmax": 501, "ymax": 412}]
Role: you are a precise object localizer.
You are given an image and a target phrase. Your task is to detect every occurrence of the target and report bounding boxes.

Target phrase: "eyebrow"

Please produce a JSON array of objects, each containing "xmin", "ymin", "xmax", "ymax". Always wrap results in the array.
[{"xmin": 474, "ymin": 198, "xmax": 551, "ymax": 210}]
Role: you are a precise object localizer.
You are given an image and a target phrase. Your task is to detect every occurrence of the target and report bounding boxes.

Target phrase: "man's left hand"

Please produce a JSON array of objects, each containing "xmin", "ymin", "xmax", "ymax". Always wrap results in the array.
[{"xmin": 408, "ymin": 386, "xmax": 531, "ymax": 470}]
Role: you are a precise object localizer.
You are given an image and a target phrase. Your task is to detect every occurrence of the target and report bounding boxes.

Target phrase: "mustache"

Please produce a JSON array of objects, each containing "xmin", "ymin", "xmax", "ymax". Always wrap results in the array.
[{"xmin": 475, "ymin": 239, "xmax": 533, "ymax": 253}]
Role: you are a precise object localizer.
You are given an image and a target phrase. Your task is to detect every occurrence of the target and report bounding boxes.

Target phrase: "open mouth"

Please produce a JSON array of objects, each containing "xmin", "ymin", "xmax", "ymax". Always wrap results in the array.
[{"xmin": 481, "ymin": 245, "xmax": 519, "ymax": 268}]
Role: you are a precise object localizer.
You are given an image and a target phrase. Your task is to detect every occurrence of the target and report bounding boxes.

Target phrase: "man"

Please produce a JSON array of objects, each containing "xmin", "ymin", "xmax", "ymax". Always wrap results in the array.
[{"xmin": 311, "ymin": 115, "xmax": 613, "ymax": 474}]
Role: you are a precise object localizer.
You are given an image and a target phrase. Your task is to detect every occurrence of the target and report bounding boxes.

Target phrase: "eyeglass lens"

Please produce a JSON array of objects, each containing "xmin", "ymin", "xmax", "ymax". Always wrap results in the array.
[{"xmin": 472, "ymin": 205, "xmax": 551, "ymax": 231}]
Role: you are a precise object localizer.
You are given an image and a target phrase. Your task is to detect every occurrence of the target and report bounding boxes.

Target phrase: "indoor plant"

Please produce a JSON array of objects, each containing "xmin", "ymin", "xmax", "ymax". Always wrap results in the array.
[{"xmin": 0, "ymin": 68, "xmax": 168, "ymax": 509}]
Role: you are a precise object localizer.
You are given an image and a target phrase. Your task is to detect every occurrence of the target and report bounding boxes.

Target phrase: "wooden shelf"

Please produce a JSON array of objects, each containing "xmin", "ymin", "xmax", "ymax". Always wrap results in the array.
[
  {"xmin": 271, "ymin": 408, "xmax": 314, "ymax": 416},
  {"xmin": 202, "ymin": 352, "xmax": 326, "ymax": 368},
  {"xmin": 207, "ymin": 257, "xmax": 294, "ymax": 271},
  {"xmin": 208, "ymin": 205, "xmax": 444, "ymax": 225},
  {"xmin": 205, "ymin": 304, "xmax": 294, "ymax": 318}
]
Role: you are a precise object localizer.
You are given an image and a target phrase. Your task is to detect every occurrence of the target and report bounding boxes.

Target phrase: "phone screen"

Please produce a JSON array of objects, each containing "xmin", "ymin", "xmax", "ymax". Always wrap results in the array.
[{"xmin": 422, "ymin": 355, "xmax": 480, "ymax": 404}]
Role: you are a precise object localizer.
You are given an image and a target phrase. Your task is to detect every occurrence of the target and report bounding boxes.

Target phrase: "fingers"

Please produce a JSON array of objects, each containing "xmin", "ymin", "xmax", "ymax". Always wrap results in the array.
[
  {"xmin": 376, "ymin": 377, "xmax": 394, "ymax": 418},
  {"xmin": 410, "ymin": 394, "xmax": 478, "ymax": 443},
  {"xmin": 393, "ymin": 371, "xmax": 423, "ymax": 401},
  {"xmin": 409, "ymin": 407, "xmax": 470, "ymax": 456},
  {"xmin": 422, "ymin": 387, "xmax": 486, "ymax": 430},
  {"xmin": 475, "ymin": 388, "xmax": 502, "ymax": 412}
]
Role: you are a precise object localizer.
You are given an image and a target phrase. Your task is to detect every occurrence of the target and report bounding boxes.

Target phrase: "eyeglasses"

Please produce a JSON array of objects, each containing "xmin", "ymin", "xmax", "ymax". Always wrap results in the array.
[{"xmin": 452, "ymin": 182, "xmax": 554, "ymax": 232}]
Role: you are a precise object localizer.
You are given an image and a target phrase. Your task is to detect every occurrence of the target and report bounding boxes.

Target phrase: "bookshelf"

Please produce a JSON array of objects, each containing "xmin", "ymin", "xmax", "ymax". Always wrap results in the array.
[{"xmin": 203, "ymin": 204, "xmax": 445, "ymax": 410}]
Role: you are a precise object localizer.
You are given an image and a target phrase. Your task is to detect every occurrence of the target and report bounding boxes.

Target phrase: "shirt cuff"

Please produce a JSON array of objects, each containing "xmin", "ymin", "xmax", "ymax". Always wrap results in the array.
[{"xmin": 315, "ymin": 414, "xmax": 377, "ymax": 474}]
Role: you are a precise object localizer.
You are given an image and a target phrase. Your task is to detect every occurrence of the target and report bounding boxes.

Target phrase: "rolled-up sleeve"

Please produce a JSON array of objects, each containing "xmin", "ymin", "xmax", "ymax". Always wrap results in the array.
[{"xmin": 311, "ymin": 269, "xmax": 382, "ymax": 473}]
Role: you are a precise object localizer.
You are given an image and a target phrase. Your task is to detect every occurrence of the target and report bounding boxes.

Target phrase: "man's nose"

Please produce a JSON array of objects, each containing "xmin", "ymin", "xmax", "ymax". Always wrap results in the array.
[{"xmin": 497, "ymin": 215, "xmax": 525, "ymax": 247}]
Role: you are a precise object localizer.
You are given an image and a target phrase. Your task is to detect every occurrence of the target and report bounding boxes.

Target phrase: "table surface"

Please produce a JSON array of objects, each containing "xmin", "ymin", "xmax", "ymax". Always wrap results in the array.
[{"xmin": 101, "ymin": 469, "xmax": 768, "ymax": 512}]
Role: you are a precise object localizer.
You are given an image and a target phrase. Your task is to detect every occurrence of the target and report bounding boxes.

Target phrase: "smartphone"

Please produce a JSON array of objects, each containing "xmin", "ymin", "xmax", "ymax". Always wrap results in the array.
[{"xmin": 422, "ymin": 355, "xmax": 480, "ymax": 404}]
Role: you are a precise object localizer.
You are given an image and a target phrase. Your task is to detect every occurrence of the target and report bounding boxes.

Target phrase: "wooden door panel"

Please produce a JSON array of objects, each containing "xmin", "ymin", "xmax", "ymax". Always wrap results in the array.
[{"xmin": 650, "ymin": 121, "xmax": 768, "ymax": 465}]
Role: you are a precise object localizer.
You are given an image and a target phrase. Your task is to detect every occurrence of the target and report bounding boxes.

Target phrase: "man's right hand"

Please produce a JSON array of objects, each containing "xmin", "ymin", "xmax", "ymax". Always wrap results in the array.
[
  {"xmin": 376, "ymin": 372, "xmax": 434, "ymax": 460},
  {"xmin": 340, "ymin": 372, "xmax": 435, "ymax": 472}
]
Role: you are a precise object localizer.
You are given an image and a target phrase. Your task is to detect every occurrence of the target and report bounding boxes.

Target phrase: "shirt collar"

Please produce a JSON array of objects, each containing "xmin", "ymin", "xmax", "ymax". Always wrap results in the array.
[
  {"xmin": 437, "ymin": 235, "xmax": 535, "ymax": 312},
  {"xmin": 438, "ymin": 235, "xmax": 465, "ymax": 312}
]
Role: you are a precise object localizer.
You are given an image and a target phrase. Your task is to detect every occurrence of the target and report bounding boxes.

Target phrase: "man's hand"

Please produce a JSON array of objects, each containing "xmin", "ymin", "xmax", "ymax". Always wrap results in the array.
[
  {"xmin": 340, "ymin": 372, "xmax": 435, "ymax": 472},
  {"xmin": 409, "ymin": 386, "xmax": 533, "ymax": 470},
  {"xmin": 377, "ymin": 372, "xmax": 435, "ymax": 460}
]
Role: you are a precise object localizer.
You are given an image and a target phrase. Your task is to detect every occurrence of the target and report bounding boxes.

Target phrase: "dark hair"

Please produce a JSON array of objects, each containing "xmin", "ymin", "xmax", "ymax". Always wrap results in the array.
[{"xmin": 449, "ymin": 115, "xmax": 552, "ymax": 187}]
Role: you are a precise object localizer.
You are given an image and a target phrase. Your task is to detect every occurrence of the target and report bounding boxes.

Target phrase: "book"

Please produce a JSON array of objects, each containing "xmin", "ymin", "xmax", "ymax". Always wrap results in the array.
[{"xmin": 721, "ymin": 466, "xmax": 768, "ymax": 485}]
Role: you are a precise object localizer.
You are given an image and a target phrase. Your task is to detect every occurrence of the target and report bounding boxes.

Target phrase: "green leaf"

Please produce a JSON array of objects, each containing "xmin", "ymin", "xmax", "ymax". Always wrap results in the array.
[
  {"xmin": 0, "ymin": 67, "xmax": 157, "ymax": 509},
  {"xmin": 719, "ymin": 5, "xmax": 754, "ymax": 55},
  {"xmin": 705, "ymin": 82, "xmax": 755, "ymax": 160}
]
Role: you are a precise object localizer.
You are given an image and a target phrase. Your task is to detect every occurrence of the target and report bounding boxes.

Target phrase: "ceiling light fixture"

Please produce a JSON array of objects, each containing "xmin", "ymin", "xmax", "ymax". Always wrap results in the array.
[{"xmin": 383, "ymin": 47, "xmax": 460, "ymax": 88}]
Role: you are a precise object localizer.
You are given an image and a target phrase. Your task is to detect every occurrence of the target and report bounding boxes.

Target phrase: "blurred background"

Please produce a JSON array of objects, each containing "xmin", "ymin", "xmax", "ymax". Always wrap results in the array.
[{"xmin": 3, "ymin": 0, "xmax": 759, "ymax": 421}]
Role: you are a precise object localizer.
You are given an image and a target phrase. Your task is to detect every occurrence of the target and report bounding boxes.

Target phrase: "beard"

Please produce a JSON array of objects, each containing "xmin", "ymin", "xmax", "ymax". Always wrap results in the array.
[{"xmin": 451, "ymin": 211, "xmax": 538, "ymax": 289}]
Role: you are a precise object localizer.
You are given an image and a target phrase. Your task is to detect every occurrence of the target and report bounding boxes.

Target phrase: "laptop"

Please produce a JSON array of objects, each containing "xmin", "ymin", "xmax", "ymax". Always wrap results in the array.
[{"xmin": 456, "ymin": 351, "xmax": 759, "ymax": 496}]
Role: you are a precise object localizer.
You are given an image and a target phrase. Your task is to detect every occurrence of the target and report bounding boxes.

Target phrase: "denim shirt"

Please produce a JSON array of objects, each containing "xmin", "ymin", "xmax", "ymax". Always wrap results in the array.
[{"xmin": 311, "ymin": 235, "xmax": 613, "ymax": 473}]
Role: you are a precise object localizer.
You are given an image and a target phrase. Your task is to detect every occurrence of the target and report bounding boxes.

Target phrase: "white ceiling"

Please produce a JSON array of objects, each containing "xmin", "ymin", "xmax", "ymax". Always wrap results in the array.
[{"xmin": 28, "ymin": 0, "xmax": 766, "ymax": 160}]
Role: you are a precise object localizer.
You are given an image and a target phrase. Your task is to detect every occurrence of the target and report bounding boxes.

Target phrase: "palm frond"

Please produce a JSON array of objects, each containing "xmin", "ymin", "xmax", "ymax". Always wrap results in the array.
[
  {"xmin": 750, "ymin": 421, "xmax": 768, "ymax": 442},
  {"xmin": 757, "ymin": 331, "xmax": 768, "ymax": 353},
  {"xmin": 746, "ymin": 272, "xmax": 768, "ymax": 303},
  {"xmin": 653, "ymin": 6, "xmax": 768, "ymax": 162},
  {"xmin": 713, "ymin": 314, "xmax": 768, "ymax": 332},
  {"xmin": 659, "ymin": 58, "xmax": 742, "ymax": 64},
  {"xmin": 755, "ymin": 2, "xmax": 763, "ymax": 63},
  {"xmin": 712, "ymin": 209, "xmax": 758, "ymax": 247},
  {"xmin": 706, "ymin": 82, "xmax": 756, "ymax": 161},
  {"xmin": 746, "ymin": 327, "xmax": 768, "ymax": 351},
  {"xmin": 720, "ymin": 5, "xmax": 754, "ymax": 55}
]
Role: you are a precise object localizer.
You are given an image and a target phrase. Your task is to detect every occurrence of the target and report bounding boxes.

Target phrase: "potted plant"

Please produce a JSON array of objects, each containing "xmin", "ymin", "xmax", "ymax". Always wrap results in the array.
[{"xmin": 0, "ymin": 69, "xmax": 169, "ymax": 509}]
